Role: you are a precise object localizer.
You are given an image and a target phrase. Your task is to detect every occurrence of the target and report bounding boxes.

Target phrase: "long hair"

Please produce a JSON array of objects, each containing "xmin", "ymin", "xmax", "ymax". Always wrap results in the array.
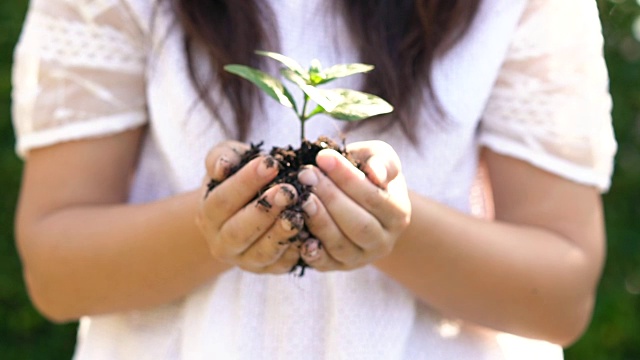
[{"xmin": 167, "ymin": 0, "xmax": 481, "ymax": 142}]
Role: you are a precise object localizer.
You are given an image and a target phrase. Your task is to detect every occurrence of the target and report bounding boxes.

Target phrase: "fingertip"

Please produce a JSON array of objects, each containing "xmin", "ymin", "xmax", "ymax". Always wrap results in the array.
[
  {"xmin": 256, "ymin": 155, "xmax": 279, "ymax": 178},
  {"xmin": 365, "ymin": 157, "xmax": 389, "ymax": 188},
  {"xmin": 213, "ymin": 156, "xmax": 234, "ymax": 180},
  {"xmin": 301, "ymin": 238, "xmax": 322, "ymax": 262},
  {"xmin": 316, "ymin": 149, "xmax": 340, "ymax": 172},
  {"xmin": 280, "ymin": 210, "xmax": 304, "ymax": 231},
  {"xmin": 298, "ymin": 166, "xmax": 319, "ymax": 187},
  {"xmin": 274, "ymin": 184, "xmax": 298, "ymax": 207},
  {"xmin": 301, "ymin": 195, "xmax": 318, "ymax": 217}
]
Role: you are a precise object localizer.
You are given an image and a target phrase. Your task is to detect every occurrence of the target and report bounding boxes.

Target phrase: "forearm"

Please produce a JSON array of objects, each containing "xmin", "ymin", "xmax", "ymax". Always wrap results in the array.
[
  {"xmin": 375, "ymin": 191, "xmax": 604, "ymax": 345},
  {"xmin": 17, "ymin": 190, "xmax": 230, "ymax": 322}
]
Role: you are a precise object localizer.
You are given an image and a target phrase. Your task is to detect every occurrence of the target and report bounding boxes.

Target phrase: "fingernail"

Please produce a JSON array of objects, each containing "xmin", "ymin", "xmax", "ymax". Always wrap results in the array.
[
  {"xmin": 317, "ymin": 151, "xmax": 337, "ymax": 172},
  {"xmin": 213, "ymin": 156, "xmax": 232, "ymax": 179},
  {"xmin": 274, "ymin": 186, "xmax": 295, "ymax": 207},
  {"xmin": 256, "ymin": 196, "xmax": 272, "ymax": 211},
  {"xmin": 257, "ymin": 156, "xmax": 277, "ymax": 178},
  {"xmin": 302, "ymin": 198, "xmax": 318, "ymax": 217},
  {"xmin": 280, "ymin": 210, "xmax": 304, "ymax": 231},
  {"xmin": 302, "ymin": 238, "xmax": 321, "ymax": 260},
  {"xmin": 368, "ymin": 158, "xmax": 388, "ymax": 186},
  {"xmin": 298, "ymin": 168, "xmax": 318, "ymax": 186}
]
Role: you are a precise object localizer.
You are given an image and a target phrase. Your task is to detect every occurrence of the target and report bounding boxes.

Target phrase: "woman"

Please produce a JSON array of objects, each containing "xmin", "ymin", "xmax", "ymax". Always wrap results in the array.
[{"xmin": 12, "ymin": 0, "xmax": 616, "ymax": 358}]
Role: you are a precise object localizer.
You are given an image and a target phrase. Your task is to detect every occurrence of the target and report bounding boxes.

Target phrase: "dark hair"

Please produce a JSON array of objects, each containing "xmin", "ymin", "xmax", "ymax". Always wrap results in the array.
[{"xmin": 168, "ymin": 0, "xmax": 481, "ymax": 142}]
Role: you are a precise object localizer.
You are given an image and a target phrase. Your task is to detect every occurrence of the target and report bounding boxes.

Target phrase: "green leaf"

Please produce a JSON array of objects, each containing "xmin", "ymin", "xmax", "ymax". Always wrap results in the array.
[
  {"xmin": 224, "ymin": 64, "xmax": 296, "ymax": 110},
  {"xmin": 281, "ymin": 69, "xmax": 336, "ymax": 112},
  {"xmin": 310, "ymin": 59, "xmax": 323, "ymax": 73},
  {"xmin": 306, "ymin": 105, "xmax": 326, "ymax": 119},
  {"xmin": 318, "ymin": 63, "xmax": 375, "ymax": 84},
  {"xmin": 255, "ymin": 50, "xmax": 309, "ymax": 81},
  {"xmin": 309, "ymin": 59, "xmax": 325, "ymax": 85},
  {"xmin": 322, "ymin": 89, "xmax": 394, "ymax": 121}
]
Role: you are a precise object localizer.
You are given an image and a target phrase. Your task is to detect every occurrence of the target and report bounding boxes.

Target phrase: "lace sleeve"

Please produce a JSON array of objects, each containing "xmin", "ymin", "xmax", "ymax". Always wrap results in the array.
[
  {"xmin": 11, "ymin": 0, "xmax": 147, "ymax": 158},
  {"xmin": 479, "ymin": 0, "xmax": 617, "ymax": 192}
]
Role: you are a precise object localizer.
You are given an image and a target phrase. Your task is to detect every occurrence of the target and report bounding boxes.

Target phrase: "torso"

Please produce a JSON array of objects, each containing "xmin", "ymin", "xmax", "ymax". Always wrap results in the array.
[{"xmin": 73, "ymin": 1, "xmax": 563, "ymax": 358}]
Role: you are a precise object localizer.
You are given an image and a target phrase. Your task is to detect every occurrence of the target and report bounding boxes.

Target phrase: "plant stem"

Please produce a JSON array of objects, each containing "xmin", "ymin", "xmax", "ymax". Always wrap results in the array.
[{"xmin": 299, "ymin": 94, "xmax": 310, "ymax": 142}]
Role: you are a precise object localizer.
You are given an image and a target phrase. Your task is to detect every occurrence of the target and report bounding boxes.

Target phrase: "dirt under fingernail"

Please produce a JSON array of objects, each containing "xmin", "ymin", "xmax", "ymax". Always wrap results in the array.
[
  {"xmin": 258, "ymin": 155, "xmax": 277, "ymax": 178},
  {"xmin": 206, "ymin": 137, "xmax": 360, "ymax": 276},
  {"xmin": 274, "ymin": 186, "xmax": 295, "ymax": 207},
  {"xmin": 216, "ymin": 156, "xmax": 232, "ymax": 179},
  {"xmin": 302, "ymin": 238, "xmax": 321, "ymax": 259},
  {"xmin": 256, "ymin": 196, "xmax": 272, "ymax": 211},
  {"xmin": 281, "ymin": 210, "xmax": 304, "ymax": 231}
]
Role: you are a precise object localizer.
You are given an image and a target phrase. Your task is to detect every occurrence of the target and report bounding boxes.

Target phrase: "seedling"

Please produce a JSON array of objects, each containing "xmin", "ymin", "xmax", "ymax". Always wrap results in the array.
[
  {"xmin": 224, "ymin": 51, "xmax": 394, "ymax": 141},
  {"xmin": 215, "ymin": 52, "xmax": 394, "ymax": 275}
]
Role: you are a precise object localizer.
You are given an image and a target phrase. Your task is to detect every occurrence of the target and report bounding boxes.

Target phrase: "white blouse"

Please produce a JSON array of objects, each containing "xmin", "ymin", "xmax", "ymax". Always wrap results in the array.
[{"xmin": 12, "ymin": 0, "xmax": 616, "ymax": 359}]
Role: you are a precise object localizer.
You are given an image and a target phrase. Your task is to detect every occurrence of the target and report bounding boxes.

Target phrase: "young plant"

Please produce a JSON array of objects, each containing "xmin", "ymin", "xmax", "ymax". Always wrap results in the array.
[
  {"xmin": 224, "ymin": 51, "xmax": 394, "ymax": 141},
  {"xmin": 218, "ymin": 52, "xmax": 394, "ymax": 275}
]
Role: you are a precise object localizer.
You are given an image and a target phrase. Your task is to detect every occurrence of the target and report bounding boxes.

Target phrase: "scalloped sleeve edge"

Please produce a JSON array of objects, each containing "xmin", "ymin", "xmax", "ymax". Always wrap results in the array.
[
  {"xmin": 15, "ymin": 112, "xmax": 147, "ymax": 159},
  {"xmin": 479, "ymin": 132, "xmax": 615, "ymax": 193}
]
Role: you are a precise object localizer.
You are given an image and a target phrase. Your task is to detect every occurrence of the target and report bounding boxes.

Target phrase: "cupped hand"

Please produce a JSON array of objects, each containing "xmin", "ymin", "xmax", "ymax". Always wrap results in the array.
[
  {"xmin": 196, "ymin": 141, "xmax": 303, "ymax": 274},
  {"xmin": 297, "ymin": 140, "xmax": 411, "ymax": 271}
]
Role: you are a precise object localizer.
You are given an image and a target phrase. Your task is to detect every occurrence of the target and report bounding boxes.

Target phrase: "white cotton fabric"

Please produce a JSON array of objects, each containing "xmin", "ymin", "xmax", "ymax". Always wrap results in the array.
[{"xmin": 11, "ymin": 0, "xmax": 616, "ymax": 359}]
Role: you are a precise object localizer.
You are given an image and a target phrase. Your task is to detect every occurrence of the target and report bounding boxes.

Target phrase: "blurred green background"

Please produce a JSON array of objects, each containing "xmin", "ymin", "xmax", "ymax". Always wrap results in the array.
[{"xmin": 1, "ymin": 0, "xmax": 639, "ymax": 359}]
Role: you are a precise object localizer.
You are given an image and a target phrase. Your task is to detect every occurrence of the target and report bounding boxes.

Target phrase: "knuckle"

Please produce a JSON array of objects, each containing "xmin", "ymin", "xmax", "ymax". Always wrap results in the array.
[
  {"xmin": 363, "ymin": 188, "xmax": 388, "ymax": 209},
  {"xmin": 250, "ymin": 246, "xmax": 276, "ymax": 266},
  {"xmin": 350, "ymin": 219, "xmax": 379, "ymax": 246},
  {"xmin": 325, "ymin": 241, "xmax": 348, "ymax": 260},
  {"xmin": 251, "ymin": 246, "xmax": 271, "ymax": 266},
  {"xmin": 386, "ymin": 211, "xmax": 411, "ymax": 232},
  {"xmin": 258, "ymin": 239, "xmax": 289, "ymax": 264},
  {"xmin": 251, "ymin": 236, "xmax": 292, "ymax": 267},
  {"xmin": 379, "ymin": 240, "xmax": 394, "ymax": 257},
  {"xmin": 219, "ymin": 224, "xmax": 242, "ymax": 246},
  {"xmin": 370, "ymin": 238, "xmax": 394, "ymax": 260},
  {"xmin": 209, "ymin": 243, "xmax": 235, "ymax": 263},
  {"xmin": 205, "ymin": 189, "xmax": 234, "ymax": 217},
  {"xmin": 356, "ymin": 218, "xmax": 375, "ymax": 236}
]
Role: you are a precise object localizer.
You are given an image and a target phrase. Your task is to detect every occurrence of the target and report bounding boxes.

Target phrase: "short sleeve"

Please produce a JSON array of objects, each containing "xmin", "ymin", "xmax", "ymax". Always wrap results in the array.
[
  {"xmin": 11, "ymin": 0, "xmax": 148, "ymax": 158},
  {"xmin": 479, "ymin": 0, "xmax": 617, "ymax": 192}
]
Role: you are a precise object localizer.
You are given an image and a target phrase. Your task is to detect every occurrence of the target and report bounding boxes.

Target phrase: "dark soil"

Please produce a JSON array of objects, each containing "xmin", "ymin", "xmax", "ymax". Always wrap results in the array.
[{"xmin": 207, "ymin": 136, "xmax": 359, "ymax": 275}]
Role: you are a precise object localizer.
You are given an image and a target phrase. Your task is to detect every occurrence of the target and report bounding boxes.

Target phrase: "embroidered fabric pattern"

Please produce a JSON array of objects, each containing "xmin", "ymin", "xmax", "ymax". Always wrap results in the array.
[
  {"xmin": 480, "ymin": 0, "xmax": 617, "ymax": 190},
  {"xmin": 12, "ymin": 0, "xmax": 147, "ymax": 156},
  {"xmin": 23, "ymin": 12, "xmax": 144, "ymax": 73}
]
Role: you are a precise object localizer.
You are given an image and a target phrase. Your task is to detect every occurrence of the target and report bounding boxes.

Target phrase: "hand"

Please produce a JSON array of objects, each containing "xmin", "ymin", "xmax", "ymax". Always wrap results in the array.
[
  {"xmin": 196, "ymin": 141, "xmax": 303, "ymax": 274},
  {"xmin": 297, "ymin": 140, "xmax": 411, "ymax": 271}
]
